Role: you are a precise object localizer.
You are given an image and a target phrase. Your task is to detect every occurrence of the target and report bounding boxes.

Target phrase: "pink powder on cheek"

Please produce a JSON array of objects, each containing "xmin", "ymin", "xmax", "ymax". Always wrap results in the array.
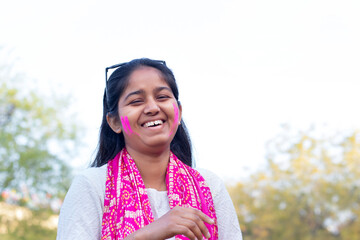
[
  {"xmin": 121, "ymin": 116, "xmax": 139, "ymax": 136},
  {"xmin": 169, "ymin": 103, "xmax": 179, "ymax": 136},
  {"xmin": 124, "ymin": 117, "xmax": 133, "ymax": 134},
  {"xmin": 120, "ymin": 116, "xmax": 129, "ymax": 135}
]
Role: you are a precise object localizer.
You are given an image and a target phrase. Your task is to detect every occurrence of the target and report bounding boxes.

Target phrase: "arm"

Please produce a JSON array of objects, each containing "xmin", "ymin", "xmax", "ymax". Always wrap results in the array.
[
  {"xmin": 133, "ymin": 170, "xmax": 243, "ymax": 240},
  {"xmin": 197, "ymin": 169, "xmax": 243, "ymax": 240},
  {"xmin": 214, "ymin": 180, "xmax": 243, "ymax": 240},
  {"xmin": 123, "ymin": 206, "xmax": 214, "ymax": 240},
  {"xmin": 56, "ymin": 174, "xmax": 103, "ymax": 240}
]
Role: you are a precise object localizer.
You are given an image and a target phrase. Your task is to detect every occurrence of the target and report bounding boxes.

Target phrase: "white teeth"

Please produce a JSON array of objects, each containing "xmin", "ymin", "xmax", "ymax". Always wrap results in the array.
[{"xmin": 144, "ymin": 120, "xmax": 163, "ymax": 127}]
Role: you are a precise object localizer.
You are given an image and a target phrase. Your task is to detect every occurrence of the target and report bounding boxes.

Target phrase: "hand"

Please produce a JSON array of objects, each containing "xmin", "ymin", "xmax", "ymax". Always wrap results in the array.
[{"xmin": 127, "ymin": 206, "xmax": 215, "ymax": 240}]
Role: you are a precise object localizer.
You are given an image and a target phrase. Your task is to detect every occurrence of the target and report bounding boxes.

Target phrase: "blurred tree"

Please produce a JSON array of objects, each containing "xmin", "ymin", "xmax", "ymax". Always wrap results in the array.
[
  {"xmin": 229, "ymin": 126, "xmax": 360, "ymax": 240},
  {"xmin": 0, "ymin": 202, "xmax": 57, "ymax": 240},
  {"xmin": 0, "ymin": 65, "xmax": 79, "ymax": 201}
]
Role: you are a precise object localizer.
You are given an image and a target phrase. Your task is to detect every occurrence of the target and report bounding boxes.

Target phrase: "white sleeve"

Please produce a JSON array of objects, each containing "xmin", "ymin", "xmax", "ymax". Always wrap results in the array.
[
  {"xmin": 56, "ymin": 173, "xmax": 103, "ymax": 240},
  {"xmin": 197, "ymin": 168, "xmax": 243, "ymax": 240}
]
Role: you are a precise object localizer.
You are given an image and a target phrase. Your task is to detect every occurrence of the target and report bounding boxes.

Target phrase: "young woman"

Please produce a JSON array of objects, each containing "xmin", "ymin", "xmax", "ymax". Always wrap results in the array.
[{"xmin": 57, "ymin": 58, "xmax": 242, "ymax": 240}]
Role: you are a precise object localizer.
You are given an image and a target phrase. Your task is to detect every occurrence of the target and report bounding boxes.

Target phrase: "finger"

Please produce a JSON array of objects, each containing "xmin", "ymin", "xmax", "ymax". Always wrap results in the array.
[
  {"xmin": 179, "ymin": 219, "xmax": 204, "ymax": 240},
  {"xmin": 176, "ymin": 225, "xmax": 197, "ymax": 240},
  {"xmin": 181, "ymin": 211, "xmax": 211, "ymax": 239},
  {"xmin": 171, "ymin": 207, "xmax": 214, "ymax": 239},
  {"xmin": 187, "ymin": 207, "xmax": 215, "ymax": 225}
]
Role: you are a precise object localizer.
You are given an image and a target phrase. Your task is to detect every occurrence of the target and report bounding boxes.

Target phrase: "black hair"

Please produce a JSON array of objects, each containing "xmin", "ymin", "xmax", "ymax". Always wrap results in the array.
[{"xmin": 91, "ymin": 58, "xmax": 192, "ymax": 167}]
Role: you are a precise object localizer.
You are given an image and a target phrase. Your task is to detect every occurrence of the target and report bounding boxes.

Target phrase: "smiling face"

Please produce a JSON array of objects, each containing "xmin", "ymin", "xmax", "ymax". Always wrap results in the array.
[{"xmin": 107, "ymin": 66, "xmax": 182, "ymax": 154}]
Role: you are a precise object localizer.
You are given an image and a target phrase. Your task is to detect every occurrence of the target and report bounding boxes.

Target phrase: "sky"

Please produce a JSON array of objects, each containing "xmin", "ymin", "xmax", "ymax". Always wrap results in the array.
[{"xmin": 1, "ymin": 0, "xmax": 360, "ymax": 181}]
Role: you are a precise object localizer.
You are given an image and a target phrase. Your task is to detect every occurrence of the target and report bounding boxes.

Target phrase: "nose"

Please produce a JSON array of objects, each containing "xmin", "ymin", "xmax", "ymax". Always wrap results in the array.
[{"xmin": 144, "ymin": 98, "xmax": 160, "ymax": 115}]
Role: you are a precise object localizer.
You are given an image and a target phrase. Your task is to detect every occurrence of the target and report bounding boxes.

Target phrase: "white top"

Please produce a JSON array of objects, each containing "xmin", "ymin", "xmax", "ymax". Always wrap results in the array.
[{"xmin": 57, "ymin": 165, "xmax": 242, "ymax": 240}]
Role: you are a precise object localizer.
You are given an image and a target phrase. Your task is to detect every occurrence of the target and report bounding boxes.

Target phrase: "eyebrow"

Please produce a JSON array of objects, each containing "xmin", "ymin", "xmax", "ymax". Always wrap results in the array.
[
  {"xmin": 123, "ymin": 86, "xmax": 172, "ymax": 101},
  {"xmin": 124, "ymin": 90, "xmax": 144, "ymax": 101},
  {"xmin": 155, "ymin": 86, "xmax": 172, "ymax": 93}
]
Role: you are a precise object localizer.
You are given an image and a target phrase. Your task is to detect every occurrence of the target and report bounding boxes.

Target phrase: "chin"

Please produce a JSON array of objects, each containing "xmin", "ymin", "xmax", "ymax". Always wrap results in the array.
[{"xmin": 144, "ymin": 136, "xmax": 172, "ymax": 149}]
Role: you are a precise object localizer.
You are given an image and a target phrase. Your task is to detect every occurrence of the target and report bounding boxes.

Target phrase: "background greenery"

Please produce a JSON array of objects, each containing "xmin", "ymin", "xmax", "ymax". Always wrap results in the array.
[
  {"xmin": 0, "ymin": 63, "xmax": 79, "ymax": 239},
  {"xmin": 229, "ymin": 127, "xmax": 360, "ymax": 240}
]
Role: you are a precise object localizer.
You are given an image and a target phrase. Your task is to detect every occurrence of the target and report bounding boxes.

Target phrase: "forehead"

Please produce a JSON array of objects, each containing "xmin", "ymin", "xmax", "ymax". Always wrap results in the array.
[{"xmin": 125, "ymin": 66, "xmax": 170, "ymax": 92}]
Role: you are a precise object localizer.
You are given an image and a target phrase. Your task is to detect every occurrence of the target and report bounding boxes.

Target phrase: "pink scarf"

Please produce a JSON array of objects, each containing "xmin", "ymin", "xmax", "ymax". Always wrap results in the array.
[{"xmin": 101, "ymin": 148, "xmax": 218, "ymax": 239}]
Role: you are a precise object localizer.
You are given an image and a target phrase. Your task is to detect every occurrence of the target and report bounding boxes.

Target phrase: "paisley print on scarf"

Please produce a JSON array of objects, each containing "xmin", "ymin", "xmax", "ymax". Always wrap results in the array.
[{"xmin": 101, "ymin": 148, "xmax": 218, "ymax": 239}]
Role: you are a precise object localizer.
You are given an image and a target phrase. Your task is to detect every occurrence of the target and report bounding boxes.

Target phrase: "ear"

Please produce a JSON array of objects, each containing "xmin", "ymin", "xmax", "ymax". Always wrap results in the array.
[
  {"xmin": 106, "ymin": 113, "xmax": 122, "ymax": 134},
  {"xmin": 178, "ymin": 102, "xmax": 183, "ymax": 124}
]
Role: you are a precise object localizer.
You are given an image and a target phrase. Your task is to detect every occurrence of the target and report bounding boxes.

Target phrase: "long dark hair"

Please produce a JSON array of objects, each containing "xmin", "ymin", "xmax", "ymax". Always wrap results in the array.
[{"xmin": 91, "ymin": 58, "xmax": 192, "ymax": 167}]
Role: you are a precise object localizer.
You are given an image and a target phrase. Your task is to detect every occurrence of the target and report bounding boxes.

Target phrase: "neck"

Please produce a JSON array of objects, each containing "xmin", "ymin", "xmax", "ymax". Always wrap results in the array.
[{"xmin": 126, "ymin": 146, "xmax": 170, "ymax": 191}]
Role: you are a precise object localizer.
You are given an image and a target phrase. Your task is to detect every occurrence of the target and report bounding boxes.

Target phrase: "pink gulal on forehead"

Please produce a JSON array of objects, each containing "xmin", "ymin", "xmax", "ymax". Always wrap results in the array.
[{"xmin": 169, "ymin": 103, "xmax": 179, "ymax": 137}]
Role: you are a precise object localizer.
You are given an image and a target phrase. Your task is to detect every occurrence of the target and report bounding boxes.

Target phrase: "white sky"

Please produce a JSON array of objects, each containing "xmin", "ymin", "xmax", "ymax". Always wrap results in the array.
[{"xmin": 1, "ymin": 0, "xmax": 360, "ymax": 181}]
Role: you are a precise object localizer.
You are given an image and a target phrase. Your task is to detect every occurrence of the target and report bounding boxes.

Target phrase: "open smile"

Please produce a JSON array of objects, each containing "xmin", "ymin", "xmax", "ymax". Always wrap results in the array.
[{"xmin": 141, "ymin": 119, "xmax": 166, "ymax": 128}]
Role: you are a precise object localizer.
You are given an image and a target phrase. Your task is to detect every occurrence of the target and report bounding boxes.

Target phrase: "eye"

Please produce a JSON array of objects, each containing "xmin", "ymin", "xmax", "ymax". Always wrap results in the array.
[
  {"xmin": 129, "ymin": 99, "xmax": 143, "ymax": 105},
  {"xmin": 157, "ymin": 95, "xmax": 170, "ymax": 100}
]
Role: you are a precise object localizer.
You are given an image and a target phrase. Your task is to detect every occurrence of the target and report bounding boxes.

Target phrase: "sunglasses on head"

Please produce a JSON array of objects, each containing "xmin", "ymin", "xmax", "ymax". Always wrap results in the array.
[{"xmin": 105, "ymin": 60, "xmax": 166, "ymax": 106}]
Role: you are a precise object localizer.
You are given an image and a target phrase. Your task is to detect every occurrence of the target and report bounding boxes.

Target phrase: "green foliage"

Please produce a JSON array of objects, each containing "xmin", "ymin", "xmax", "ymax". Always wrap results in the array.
[
  {"xmin": 229, "ymin": 127, "xmax": 360, "ymax": 240},
  {"xmin": 0, "ymin": 67, "xmax": 79, "ymax": 201}
]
